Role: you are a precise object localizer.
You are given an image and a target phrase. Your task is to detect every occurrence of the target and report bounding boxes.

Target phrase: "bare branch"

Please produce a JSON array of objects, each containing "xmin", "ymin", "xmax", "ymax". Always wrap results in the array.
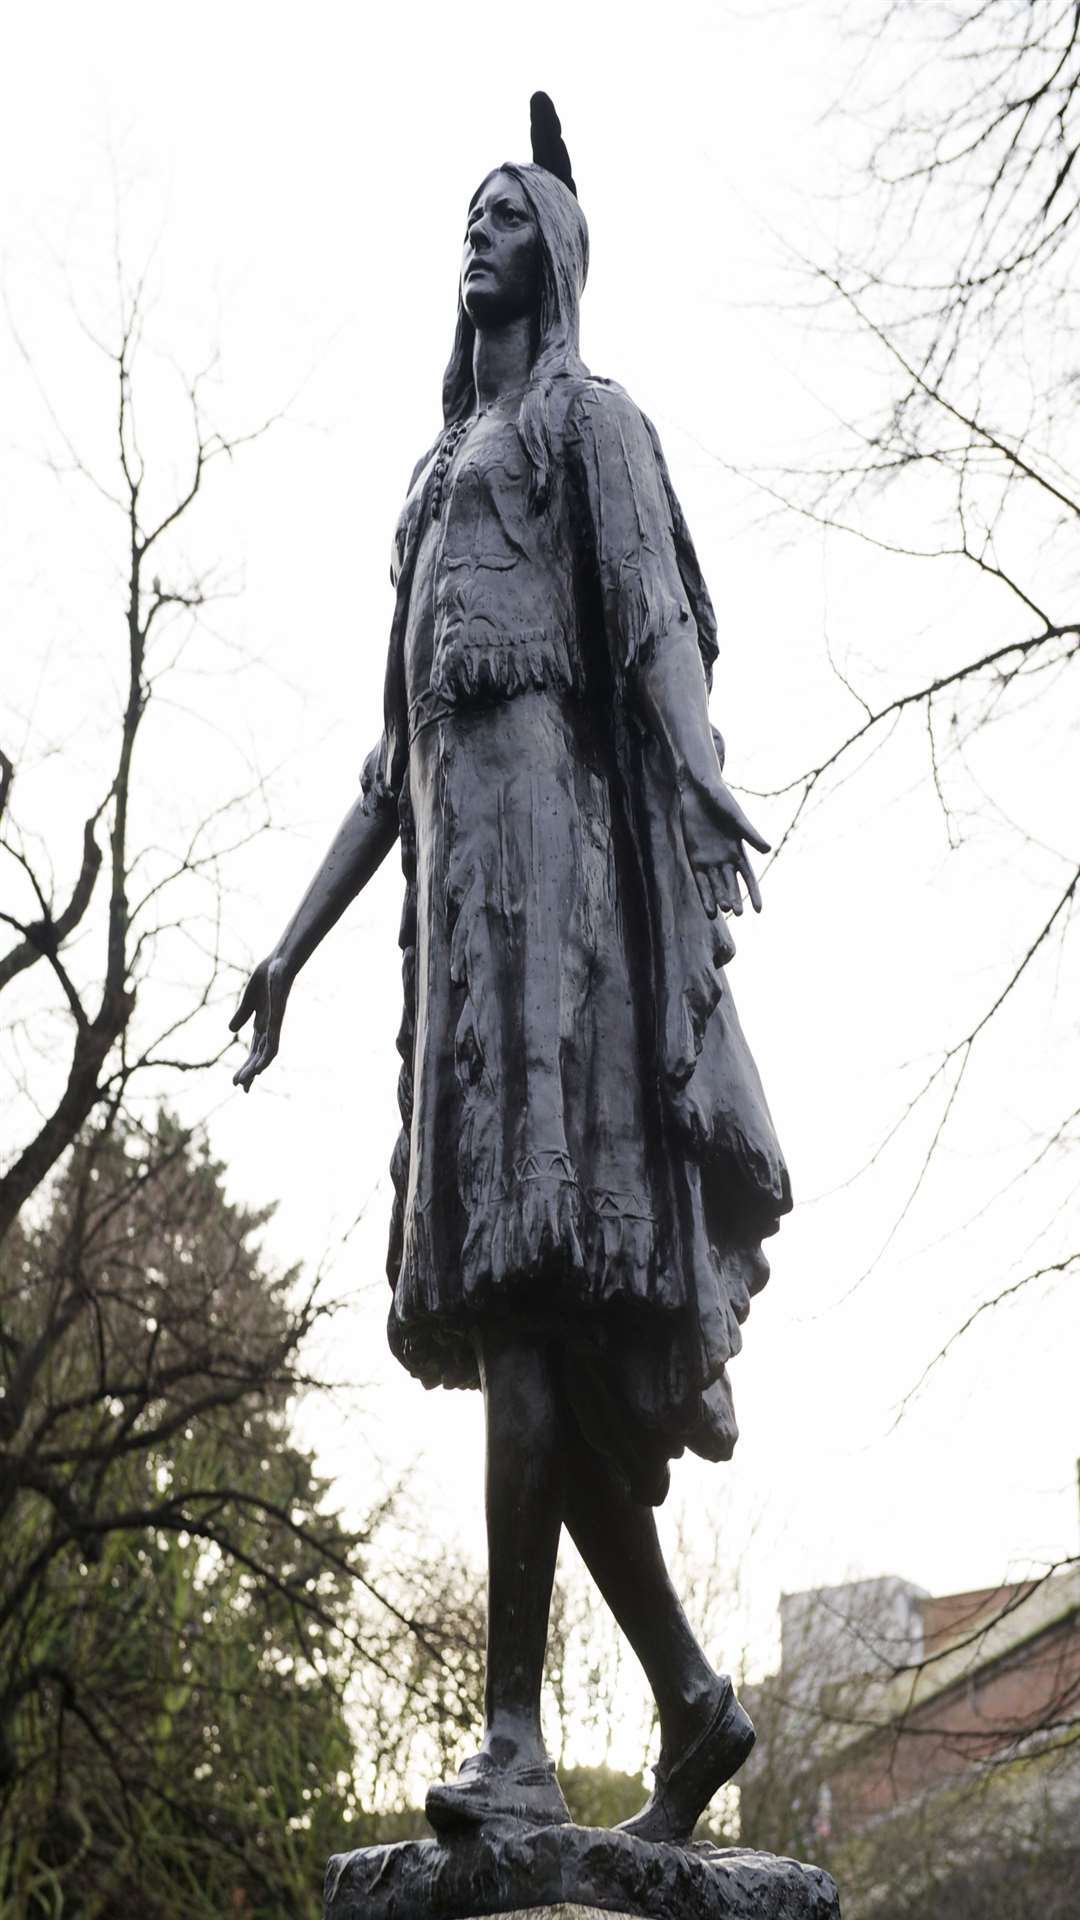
[
  {"xmin": 0, "ymin": 815, "xmax": 104, "ymax": 998},
  {"xmin": 891, "ymin": 1251, "xmax": 1080, "ymax": 1424}
]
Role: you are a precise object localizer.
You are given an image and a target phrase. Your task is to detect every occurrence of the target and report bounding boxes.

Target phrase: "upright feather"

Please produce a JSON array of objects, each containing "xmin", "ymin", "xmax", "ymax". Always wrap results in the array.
[{"xmin": 529, "ymin": 91, "xmax": 577, "ymax": 198}]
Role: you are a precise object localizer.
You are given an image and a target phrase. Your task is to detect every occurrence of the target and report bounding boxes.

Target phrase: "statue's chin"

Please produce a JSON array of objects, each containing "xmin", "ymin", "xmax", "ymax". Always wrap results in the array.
[{"xmin": 462, "ymin": 289, "xmax": 532, "ymax": 331}]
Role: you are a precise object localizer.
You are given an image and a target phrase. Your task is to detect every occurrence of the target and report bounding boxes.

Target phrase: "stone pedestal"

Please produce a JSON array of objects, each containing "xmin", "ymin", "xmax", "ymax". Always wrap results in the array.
[{"xmin": 323, "ymin": 1825, "xmax": 840, "ymax": 1920}]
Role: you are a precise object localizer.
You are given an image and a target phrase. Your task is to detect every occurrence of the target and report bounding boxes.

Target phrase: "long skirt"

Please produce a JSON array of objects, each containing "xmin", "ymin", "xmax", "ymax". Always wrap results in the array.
[{"xmin": 385, "ymin": 685, "xmax": 759, "ymax": 1503}]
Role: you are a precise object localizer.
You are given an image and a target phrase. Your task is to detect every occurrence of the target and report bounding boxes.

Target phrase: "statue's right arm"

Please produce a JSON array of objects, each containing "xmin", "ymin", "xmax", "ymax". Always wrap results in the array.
[{"xmin": 229, "ymin": 792, "xmax": 399, "ymax": 1092}]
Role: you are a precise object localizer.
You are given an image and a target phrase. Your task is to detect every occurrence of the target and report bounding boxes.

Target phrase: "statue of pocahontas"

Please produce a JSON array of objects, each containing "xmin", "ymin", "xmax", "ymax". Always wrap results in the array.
[{"xmin": 232, "ymin": 94, "xmax": 790, "ymax": 1843}]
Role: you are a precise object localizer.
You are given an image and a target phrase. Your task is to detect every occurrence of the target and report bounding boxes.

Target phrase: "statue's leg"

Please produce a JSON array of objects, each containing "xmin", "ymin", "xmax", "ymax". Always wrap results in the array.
[
  {"xmin": 477, "ymin": 1325, "xmax": 564, "ymax": 1763},
  {"xmin": 424, "ymin": 1326, "xmax": 571, "ymax": 1833},
  {"xmin": 562, "ymin": 1409, "xmax": 755, "ymax": 1840},
  {"xmin": 562, "ymin": 1413, "xmax": 714, "ymax": 1753}
]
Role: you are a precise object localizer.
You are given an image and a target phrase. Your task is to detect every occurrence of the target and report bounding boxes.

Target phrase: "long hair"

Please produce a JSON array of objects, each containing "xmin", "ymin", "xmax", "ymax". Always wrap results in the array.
[
  {"xmin": 438, "ymin": 161, "xmax": 719, "ymax": 683},
  {"xmin": 441, "ymin": 163, "xmax": 589, "ymax": 510}
]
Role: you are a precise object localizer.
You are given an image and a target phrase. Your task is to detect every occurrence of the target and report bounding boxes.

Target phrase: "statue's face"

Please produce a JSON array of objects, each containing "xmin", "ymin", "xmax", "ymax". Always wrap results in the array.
[{"xmin": 461, "ymin": 170, "xmax": 540, "ymax": 329}]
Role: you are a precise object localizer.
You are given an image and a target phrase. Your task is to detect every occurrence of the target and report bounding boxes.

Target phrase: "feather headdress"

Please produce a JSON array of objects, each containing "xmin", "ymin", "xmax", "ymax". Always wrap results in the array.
[{"xmin": 530, "ymin": 91, "xmax": 577, "ymax": 198}]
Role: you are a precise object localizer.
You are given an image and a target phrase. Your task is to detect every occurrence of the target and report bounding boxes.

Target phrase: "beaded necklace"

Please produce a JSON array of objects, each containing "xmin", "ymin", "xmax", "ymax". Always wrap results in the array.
[
  {"xmin": 429, "ymin": 420, "xmax": 470, "ymax": 520},
  {"xmin": 429, "ymin": 389, "xmax": 528, "ymax": 520}
]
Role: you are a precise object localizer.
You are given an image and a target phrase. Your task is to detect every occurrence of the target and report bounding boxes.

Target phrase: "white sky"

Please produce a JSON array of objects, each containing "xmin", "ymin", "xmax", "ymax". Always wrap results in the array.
[{"xmin": 2, "ymin": 0, "xmax": 1077, "ymax": 1710}]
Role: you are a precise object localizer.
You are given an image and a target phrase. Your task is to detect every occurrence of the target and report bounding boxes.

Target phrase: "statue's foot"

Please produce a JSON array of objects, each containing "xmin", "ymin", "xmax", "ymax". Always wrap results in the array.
[
  {"xmin": 425, "ymin": 1750, "xmax": 571, "ymax": 1836},
  {"xmin": 617, "ymin": 1675, "xmax": 755, "ymax": 1845}
]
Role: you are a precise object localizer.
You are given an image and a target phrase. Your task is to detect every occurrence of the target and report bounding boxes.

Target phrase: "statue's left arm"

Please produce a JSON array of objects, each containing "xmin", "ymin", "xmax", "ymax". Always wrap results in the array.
[
  {"xmin": 229, "ymin": 756, "xmax": 398, "ymax": 1091},
  {"xmin": 570, "ymin": 383, "xmax": 769, "ymax": 919},
  {"xmin": 637, "ymin": 632, "xmax": 768, "ymax": 918}
]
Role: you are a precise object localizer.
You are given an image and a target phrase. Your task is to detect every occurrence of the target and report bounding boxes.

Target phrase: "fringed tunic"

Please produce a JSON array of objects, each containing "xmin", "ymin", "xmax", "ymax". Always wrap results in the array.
[{"xmin": 361, "ymin": 377, "xmax": 791, "ymax": 1504}]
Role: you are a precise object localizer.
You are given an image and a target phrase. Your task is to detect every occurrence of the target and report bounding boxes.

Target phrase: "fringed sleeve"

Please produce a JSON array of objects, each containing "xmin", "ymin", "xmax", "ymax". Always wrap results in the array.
[
  {"xmin": 568, "ymin": 375, "xmax": 791, "ymax": 1221},
  {"xmin": 568, "ymin": 380, "xmax": 699, "ymax": 680}
]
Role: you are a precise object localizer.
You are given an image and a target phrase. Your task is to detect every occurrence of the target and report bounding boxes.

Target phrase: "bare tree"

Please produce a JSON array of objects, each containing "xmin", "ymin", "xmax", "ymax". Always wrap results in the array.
[
  {"xmin": 704, "ymin": 7, "xmax": 1080, "ymax": 1840},
  {"xmin": 0, "ymin": 270, "xmax": 437, "ymax": 1916},
  {"xmin": 749, "ymin": 0, "xmax": 1079, "ymax": 1367},
  {"xmin": 0, "ymin": 268, "xmax": 283, "ymax": 1236}
]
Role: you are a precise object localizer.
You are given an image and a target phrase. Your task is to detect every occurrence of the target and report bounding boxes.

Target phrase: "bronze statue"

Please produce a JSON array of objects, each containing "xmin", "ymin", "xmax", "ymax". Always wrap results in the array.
[{"xmin": 231, "ymin": 95, "xmax": 790, "ymax": 1847}]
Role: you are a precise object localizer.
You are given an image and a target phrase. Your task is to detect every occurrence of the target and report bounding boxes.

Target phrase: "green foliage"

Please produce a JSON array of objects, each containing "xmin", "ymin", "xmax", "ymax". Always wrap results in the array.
[
  {"xmin": 832, "ymin": 1774, "xmax": 1080, "ymax": 1920},
  {"xmin": 345, "ymin": 1535, "xmax": 487, "ymax": 1827},
  {"xmin": 0, "ymin": 1113, "xmax": 363, "ymax": 1918},
  {"xmin": 560, "ymin": 1765, "xmax": 650, "ymax": 1830}
]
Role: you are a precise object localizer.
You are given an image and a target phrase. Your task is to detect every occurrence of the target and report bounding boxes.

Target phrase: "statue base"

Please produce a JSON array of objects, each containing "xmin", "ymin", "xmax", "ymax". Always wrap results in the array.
[{"xmin": 323, "ymin": 1825, "xmax": 839, "ymax": 1920}]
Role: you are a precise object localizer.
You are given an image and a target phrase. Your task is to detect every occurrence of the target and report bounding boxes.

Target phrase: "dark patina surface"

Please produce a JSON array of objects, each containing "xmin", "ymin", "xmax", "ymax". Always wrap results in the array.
[
  {"xmin": 324, "ymin": 1828, "xmax": 839, "ymax": 1920},
  {"xmin": 234, "ymin": 92, "xmax": 830, "ymax": 1910}
]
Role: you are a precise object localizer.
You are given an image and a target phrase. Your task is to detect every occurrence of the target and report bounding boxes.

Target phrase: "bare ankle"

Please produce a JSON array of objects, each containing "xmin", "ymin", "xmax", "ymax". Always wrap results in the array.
[
  {"xmin": 658, "ymin": 1672, "xmax": 724, "ymax": 1753},
  {"xmin": 481, "ymin": 1715, "xmax": 548, "ymax": 1768}
]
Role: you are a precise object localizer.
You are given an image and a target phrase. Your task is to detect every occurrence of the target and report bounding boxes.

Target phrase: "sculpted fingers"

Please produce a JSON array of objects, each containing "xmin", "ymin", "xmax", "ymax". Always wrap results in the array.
[
  {"xmin": 725, "ymin": 793, "xmax": 771, "ymax": 857},
  {"xmin": 229, "ymin": 971, "xmax": 262, "ymax": 1034},
  {"xmin": 233, "ymin": 1043, "xmax": 262, "ymax": 1093},
  {"xmin": 694, "ymin": 863, "xmax": 719, "ymax": 918},
  {"xmin": 232, "ymin": 961, "xmax": 293, "ymax": 1091},
  {"xmin": 230, "ymin": 963, "xmax": 277, "ymax": 1091},
  {"xmin": 738, "ymin": 849, "xmax": 763, "ymax": 914},
  {"xmin": 234, "ymin": 1017, "xmax": 280, "ymax": 1092},
  {"xmin": 718, "ymin": 862, "xmax": 743, "ymax": 916}
]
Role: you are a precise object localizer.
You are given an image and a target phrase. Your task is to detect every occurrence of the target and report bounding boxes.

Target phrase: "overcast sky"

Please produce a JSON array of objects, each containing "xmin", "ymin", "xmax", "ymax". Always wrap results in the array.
[{"xmin": 3, "ymin": 0, "xmax": 1076, "ymax": 1718}]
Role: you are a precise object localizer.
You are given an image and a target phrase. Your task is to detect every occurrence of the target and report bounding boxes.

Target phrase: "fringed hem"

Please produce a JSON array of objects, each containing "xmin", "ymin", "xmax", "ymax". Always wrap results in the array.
[
  {"xmin": 431, "ymin": 626, "xmax": 579, "ymax": 703},
  {"xmin": 393, "ymin": 1170, "xmax": 666, "ymax": 1325},
  {"xmin": 386, "ymin": 1155, "xmax": 763, "ymax": 1499}
]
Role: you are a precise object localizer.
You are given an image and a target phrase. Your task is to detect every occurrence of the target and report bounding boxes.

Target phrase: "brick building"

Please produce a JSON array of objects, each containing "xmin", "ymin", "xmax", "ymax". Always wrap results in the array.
[{"xmin": 739, "ymin": 1564, "xmax": 1080, "ymax": 1867}]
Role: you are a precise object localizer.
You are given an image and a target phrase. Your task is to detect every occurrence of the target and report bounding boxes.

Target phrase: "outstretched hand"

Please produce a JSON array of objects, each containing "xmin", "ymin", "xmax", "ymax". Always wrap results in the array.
[
  {"xmin": 229, "ymin": 955, "xmax": 293, "ymax": 1092},
  {"xmin": 679, "ymin": 779, "xmax": 770, "ymax": 919}
]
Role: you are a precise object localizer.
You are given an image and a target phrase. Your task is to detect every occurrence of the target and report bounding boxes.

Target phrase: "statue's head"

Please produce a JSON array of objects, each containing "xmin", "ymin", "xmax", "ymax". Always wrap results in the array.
[
  {"xmin": 442, "ymin": 160, "xmax": 589, "ymax": 506},
  {"xmin": 439, "ymin": 98, "xmax": 589, "ymax": 507},
  {"xmin": 459, "ymin": 163, "xmax": 588, "ymax": 340}
]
